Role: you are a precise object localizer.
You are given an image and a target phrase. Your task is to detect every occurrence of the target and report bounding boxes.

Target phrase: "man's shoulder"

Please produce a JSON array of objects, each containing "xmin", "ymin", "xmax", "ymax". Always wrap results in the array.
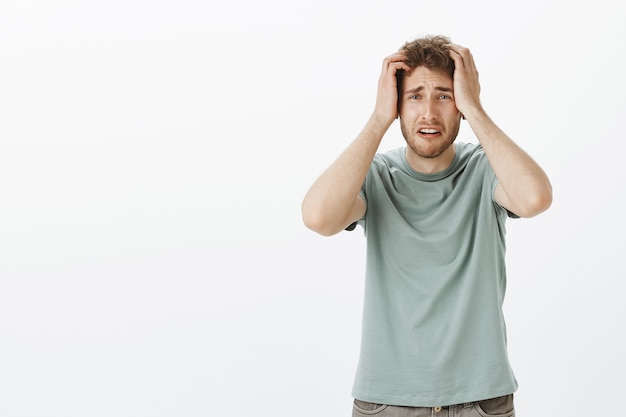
[
  {"xmin": 374, "ymin": 147, "xmax": 405, "ymax": 163},
  {"xmin": 455, "ymin": 141, "xmax": 483, "ymax": 157},
  {"xmin": 369, "ymin": 147, "xmax": 405, "ymax": 173},
  {"xmin": 455, "ymin": 141, "xmax": 490, "ymax": 169}
]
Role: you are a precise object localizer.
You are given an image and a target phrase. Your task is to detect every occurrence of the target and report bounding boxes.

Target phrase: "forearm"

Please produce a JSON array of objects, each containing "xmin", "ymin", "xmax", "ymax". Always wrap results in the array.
[
  {"xmin": 301, "ymin": 114, "xmax": 391, "ymax": 235},
  {"xmin": 444, "ymin": 43, "xmax": 551, "ymax": 217},
  {"xmin": 465, "ymin": 107, "xmax": 553, "ymax": 217}
]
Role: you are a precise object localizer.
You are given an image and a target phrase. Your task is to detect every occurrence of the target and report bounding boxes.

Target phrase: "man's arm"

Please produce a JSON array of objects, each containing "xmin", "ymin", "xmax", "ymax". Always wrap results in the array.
[
  {"xmin": 447, "ymin": 44, "xmax": 553, "ymax": 218},
  {"xmin": 301, "ymin": 52, "xmax": 410, "ymax": 236}
]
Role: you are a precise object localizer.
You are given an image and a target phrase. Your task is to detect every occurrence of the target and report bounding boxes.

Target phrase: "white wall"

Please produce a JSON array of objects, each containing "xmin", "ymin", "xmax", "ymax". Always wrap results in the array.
[{"xmin": 1, "ymin": 0, "xmax": 624, "ymax": 416}]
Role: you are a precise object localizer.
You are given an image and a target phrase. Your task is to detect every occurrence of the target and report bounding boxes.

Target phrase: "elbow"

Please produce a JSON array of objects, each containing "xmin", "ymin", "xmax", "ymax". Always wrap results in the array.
[
  {"xmin": 301, "ymin": 205, "xmax": 342, "ymax": 237},
  {"xmin": 302, "ymin": 214, "xmax": 341, "ymax": 237},
  {"xmin": 517, "ymin": 188, "xmax": 553, "ymax": 218}
]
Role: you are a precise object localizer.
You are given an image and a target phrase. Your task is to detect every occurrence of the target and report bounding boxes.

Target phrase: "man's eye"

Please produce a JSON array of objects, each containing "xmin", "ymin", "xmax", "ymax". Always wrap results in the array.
[
  {"xmin": 409, "ymin": 95, "xmax": 419, "ymax": 99},
  {"xmin": 439, "ymin": 94, "xmax": 451, "ymax": 99}
]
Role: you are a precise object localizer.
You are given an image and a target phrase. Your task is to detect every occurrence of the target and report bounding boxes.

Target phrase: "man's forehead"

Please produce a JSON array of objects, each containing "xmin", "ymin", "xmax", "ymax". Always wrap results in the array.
[
  {"xmin": 405, "ymin": 66, "xmax": 452, "ymax": 82},
  {"xmin": 403, "ymin": 67, "xmax": 453, "ymax": 90}
]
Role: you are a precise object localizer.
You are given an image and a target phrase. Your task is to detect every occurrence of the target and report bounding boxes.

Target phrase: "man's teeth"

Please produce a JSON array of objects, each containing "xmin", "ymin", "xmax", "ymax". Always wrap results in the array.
[{"xmin": 420, "ymin": 129, "xmax": 439, "ymax": 134}]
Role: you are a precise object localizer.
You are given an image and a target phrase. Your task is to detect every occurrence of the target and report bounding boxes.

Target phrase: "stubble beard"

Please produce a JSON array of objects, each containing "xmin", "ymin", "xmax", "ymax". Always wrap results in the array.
[{"xmin": 400, "ymin": 118, "xmax": 458, "ymax": 159}]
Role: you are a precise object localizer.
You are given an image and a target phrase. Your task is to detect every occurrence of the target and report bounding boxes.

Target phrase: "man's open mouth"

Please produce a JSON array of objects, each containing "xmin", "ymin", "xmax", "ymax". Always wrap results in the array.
[{"xmin": 418, "ymin": 128, "xmax": 441, "ymax": 136}]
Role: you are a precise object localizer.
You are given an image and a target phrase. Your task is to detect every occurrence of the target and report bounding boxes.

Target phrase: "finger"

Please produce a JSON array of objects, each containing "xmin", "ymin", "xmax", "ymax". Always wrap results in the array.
[
  {"xmin": 445, "ymin": 47, "xmax": 465, "ymax": 69},
  {"xmin": 382, "ymin": 52, "xmax": 407, "ymax": 68},
  {"xmin": 382, "ymin": 59, "xmax": 410, "ymax": 75},
  {"xmin": 445, "ymin": 44, "xmax": 477, "ymax": 70},
  {"xmin": 389, "ymin": 61, "xmax": 411, "ymax": 73},
  {"xmin": 445, "ymin": 43, "xmax": 469, "ymax": 56}
]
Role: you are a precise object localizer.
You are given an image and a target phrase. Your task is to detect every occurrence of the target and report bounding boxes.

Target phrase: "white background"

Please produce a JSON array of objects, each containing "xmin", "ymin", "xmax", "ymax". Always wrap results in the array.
[{"xmin": 1, "ymin": 0, "xmax": 624, "ymax": 416}]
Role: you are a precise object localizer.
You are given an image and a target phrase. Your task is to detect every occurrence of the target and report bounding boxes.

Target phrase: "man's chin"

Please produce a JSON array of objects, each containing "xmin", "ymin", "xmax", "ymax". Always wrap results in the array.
[{"xmin": 407, "ymin": 140, "xmax": 452, "ymax": 159}]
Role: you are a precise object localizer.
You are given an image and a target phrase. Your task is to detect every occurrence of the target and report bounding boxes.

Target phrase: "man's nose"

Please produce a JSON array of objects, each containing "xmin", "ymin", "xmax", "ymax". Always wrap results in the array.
[{"xmin": 421, "ymin": 100, "xmax": 437, "ymax": 120}]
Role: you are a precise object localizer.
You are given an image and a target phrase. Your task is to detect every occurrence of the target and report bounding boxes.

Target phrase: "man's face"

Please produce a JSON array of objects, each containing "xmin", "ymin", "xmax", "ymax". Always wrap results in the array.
[{"xmin": 399, "ymin": 66, "xmax": 462, "ymax": 161}]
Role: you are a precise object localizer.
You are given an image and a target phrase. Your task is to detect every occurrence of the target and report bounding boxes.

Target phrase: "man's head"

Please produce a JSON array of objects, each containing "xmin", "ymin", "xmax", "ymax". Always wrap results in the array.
[{"xmin": 396, "ymin": 35, "xmax": 462, "ymax": 170}]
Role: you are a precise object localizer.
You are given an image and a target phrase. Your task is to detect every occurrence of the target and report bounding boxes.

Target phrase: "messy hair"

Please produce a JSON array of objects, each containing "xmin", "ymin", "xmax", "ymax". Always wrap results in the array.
[{"xmin": 400, "ymin": 35, "xmax": 455, "ymax": 79}]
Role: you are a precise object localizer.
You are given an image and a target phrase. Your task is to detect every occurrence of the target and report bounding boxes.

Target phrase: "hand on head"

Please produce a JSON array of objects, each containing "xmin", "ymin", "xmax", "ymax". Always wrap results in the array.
[
  {"xmin": 373, "ymin": 51, "xmax": 410, "ymax": 124},
  {"xmin": 444, "ymin": 43, "xmax": 482, "ymax": 118}
]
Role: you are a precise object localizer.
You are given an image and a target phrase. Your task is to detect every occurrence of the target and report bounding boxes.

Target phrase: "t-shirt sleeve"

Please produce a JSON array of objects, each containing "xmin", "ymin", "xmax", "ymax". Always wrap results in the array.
[
  {"xmin": 344, "ymin": 157, "xmax": 371, "ymax": 234},
  {"xmin": 345, "ymin": 188, "xmax": 367, "ymax": 231},
  {"xmin": 488, "ymin": 164, "xmax": 520, "ymax": 219}
]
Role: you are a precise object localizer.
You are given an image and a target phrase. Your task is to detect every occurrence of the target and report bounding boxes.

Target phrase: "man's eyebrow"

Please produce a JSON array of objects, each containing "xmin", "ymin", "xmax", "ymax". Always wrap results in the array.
[{"xmin": 405, "ymin": 86, "xmax": 454, "ymax": 94}]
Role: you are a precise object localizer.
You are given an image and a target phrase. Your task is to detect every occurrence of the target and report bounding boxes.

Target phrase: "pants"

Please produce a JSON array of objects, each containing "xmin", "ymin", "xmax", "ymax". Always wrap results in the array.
[{"xmin": 352, "ymin": 394, "xmax": 514, "ymax": 417}]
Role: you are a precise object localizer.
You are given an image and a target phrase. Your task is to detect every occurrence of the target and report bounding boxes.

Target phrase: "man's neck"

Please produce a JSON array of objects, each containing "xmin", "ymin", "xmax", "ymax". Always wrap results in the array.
[{"xmin": 405, "ymin": 144, "xmax": 456, "ymax": 174}]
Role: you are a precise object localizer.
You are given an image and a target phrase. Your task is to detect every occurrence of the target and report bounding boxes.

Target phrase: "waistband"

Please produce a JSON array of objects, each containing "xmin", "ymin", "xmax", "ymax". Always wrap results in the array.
[{"xmin": 433, "ymin": 393, "xmax": 514, "ymax": 414}]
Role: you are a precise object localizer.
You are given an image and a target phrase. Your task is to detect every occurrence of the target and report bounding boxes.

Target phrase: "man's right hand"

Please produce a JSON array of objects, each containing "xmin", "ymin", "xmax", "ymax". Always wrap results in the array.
[
  {"xmin": 302, "ymin": 52, "xmax": 410, "ymax": 236},
  {"xmin": 373, "ymin": 51, "xmax": 410, "ymax": 124}
]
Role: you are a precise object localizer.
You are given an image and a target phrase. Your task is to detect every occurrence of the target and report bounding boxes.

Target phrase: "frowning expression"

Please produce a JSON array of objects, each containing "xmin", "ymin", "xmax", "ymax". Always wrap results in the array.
[{"xmin": 399, "ymin": 66, "xmax": 462, "ymax": 162}]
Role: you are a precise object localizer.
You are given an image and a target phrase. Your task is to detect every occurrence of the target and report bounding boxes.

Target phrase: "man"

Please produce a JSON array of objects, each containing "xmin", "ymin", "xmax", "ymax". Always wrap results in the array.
[{"xmin": 301, "ymin": 35, "xmax": 552, "ymax": 416}]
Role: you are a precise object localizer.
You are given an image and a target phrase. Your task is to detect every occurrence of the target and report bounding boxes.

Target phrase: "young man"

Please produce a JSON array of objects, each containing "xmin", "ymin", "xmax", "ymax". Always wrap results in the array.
[{"xmin": 301, "ymin": 35, "xmax": 552, "ymax": 416}]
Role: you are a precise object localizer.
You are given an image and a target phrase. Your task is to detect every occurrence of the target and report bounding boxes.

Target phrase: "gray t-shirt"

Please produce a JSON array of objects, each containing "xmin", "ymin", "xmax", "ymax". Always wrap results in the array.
[{"xmin": 351, "ymin": 142, "xmax": 518, "ymax": 406}]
